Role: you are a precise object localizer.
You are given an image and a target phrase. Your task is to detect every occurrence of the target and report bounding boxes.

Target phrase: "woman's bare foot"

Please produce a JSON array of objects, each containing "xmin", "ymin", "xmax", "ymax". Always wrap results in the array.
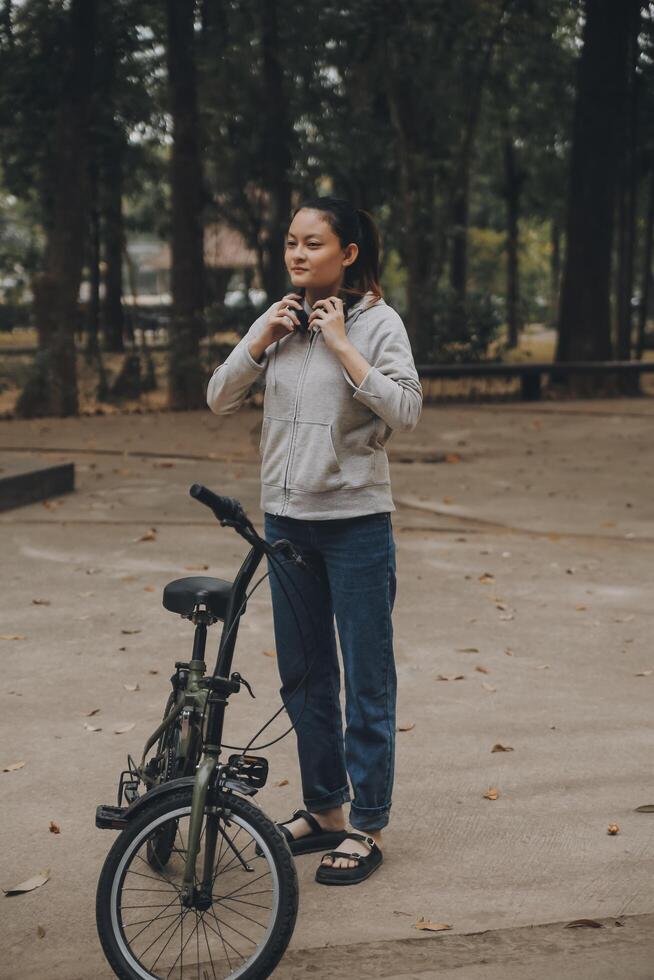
[
  {"xmin": 320, "ymin": 828, "xmax": 383, "ymax": 869},
  {"xmin": 282, "ymin": 806, "xmax": 346, "ymax": 841}
]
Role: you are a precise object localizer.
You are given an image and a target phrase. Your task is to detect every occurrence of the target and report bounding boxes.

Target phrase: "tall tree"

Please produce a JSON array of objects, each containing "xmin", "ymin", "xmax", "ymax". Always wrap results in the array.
[
  {"xmin": 13, "ymin": 0, "xmax": 97, "ymax": 417},
  {"xmin": 556, "ymin": 0, "xmax": 641, "ymax": 383},
  {"xmin": 166, "ymin": 0, "xmax": 205, "ymax": 409}
]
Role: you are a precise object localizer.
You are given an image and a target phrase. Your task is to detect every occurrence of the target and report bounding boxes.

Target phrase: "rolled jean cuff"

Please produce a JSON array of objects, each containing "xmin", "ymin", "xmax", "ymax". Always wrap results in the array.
[
  {"xmin": 304, "ymin": 784, "xmax": 351, "ymax": 811},
  {"xmin": 349, "ymin": 803, "xmax": 391, "ymax": 832}
]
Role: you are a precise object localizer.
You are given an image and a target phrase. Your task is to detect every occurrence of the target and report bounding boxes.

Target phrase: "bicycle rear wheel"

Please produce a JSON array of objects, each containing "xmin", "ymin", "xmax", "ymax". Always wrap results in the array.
[{"xmin": 96, "ymin": 788, "xmax": 298, "ymax": 980}]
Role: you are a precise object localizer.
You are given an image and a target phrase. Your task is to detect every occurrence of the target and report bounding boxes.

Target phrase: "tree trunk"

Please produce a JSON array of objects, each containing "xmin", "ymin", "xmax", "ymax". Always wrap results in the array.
[
  {"xmin": 102, "ymin": 128, "xmax": 125, "ymax": 352},
  {"xmin": 614, "ymin": 1, "xmax": 640, "ymax": 387},
  {"xmin": 503, "ymin": 135, "xmax": 523, "ymax": 349},
  {"xmin": 555, "ymin": 0, "xmax": 639, "ymax": 394},
  {"xmin": 259, "ymin": 0, "xmax": 292, "ymax": 304},
  {"xmin": 636, "ymin": 169, "xmax": 654, "ymax": 359},
  {"xmin": 87, "ymin": 157, "xmax": 101, "ymax": 361},
  {"xmin": 386, "ymin": 101, "xmax": 437, "ymax": 363},
  {"xmin": 450, "ymin": 1, "xmax": 510, "ymax": 306},
  {"xmin": 16, "ymin": 0, "xmax": 97, "ymax": 418},
  {"xmin": 166, "ymin": 0, "xmax": 206, "ymax": 410}
]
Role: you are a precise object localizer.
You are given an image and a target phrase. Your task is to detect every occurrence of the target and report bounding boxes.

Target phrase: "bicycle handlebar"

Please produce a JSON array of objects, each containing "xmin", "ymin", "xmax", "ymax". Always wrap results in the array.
[{"xmin": 190, "ymin": 483, "xmax": 248, "ymax": 525}]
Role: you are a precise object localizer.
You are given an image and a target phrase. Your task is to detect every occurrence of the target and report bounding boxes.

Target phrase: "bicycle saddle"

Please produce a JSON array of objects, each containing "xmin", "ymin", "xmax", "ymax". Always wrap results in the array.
[{"xmin": 163, "ymin": 576, "xmax": 233, "ymax": 620}]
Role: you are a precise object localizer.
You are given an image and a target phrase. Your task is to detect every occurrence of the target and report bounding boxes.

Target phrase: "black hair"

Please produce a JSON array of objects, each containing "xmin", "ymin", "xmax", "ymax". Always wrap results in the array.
[{"xmin": 288, "ymin": 196, "xmax": 383, "ymax": 317}]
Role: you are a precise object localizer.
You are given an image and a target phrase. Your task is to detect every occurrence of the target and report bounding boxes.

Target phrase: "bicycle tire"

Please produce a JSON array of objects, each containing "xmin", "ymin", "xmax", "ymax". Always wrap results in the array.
[{"xmin": 96, "ymin": 787, "xmax": 299, "ymax": 980}]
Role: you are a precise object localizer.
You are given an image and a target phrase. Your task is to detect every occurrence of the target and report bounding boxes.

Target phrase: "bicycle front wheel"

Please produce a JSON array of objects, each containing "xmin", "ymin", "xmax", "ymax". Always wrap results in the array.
[{"xmin": 96, "ymin": 788, "xmax": 298, "ymax": 980}]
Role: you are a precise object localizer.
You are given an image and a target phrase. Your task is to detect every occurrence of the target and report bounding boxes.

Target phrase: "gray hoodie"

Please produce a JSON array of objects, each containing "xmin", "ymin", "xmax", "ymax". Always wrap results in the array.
[{"xmin": 206, "ymin": 291, "xmax": 422, "ymax": 519}]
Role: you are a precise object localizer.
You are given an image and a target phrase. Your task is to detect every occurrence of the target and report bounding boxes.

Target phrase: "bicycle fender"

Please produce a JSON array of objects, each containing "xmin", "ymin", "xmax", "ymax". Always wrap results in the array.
[
  {"xmin": 96, "ymin": 776, "xmax": 196, "ymax": 829},
  {"xmin": 96, "ymin": 774, "xmax": 257, "ymax": 830}
]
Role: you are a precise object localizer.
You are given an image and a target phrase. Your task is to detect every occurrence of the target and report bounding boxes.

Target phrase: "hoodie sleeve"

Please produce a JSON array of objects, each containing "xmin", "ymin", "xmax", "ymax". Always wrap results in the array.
[
  {"xmin": 206, "ymin": 303, "xmax": 277, "ymax": 415},
  {"xmin": 340, "ymin": 309, "xmax": 423, "ymax": 432}
]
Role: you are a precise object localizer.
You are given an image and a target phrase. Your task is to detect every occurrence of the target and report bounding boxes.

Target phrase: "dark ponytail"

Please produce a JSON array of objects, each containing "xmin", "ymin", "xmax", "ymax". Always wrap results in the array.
[{"xmin": 289, "ymin": 196, "xmax": 383, "ymax": 316}]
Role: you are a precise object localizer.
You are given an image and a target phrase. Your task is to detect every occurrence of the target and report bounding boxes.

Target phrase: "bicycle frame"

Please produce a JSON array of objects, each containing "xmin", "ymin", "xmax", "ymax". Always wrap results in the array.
[{"xmin": 178, "ymin": 528, "xmax": 271, "ymax": 907}]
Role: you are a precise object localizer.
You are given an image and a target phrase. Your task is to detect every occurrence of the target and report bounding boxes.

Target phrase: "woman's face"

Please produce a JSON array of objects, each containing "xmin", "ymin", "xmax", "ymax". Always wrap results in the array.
[{"xmin": 285, "ymin": 209, "xmax": 358, "ymax": 292}]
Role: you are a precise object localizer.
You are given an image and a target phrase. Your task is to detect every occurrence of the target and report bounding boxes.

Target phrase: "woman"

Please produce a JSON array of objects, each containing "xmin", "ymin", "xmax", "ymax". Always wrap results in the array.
[{"xmin": 207, "ymin": 196, "xmax": 422, "ymax": 885}]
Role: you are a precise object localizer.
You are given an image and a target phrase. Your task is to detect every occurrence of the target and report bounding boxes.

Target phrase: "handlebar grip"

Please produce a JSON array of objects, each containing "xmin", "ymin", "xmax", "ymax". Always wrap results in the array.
[{"xmin": 190, "ymin": 484, "xmax": 246, "ymax": 524}]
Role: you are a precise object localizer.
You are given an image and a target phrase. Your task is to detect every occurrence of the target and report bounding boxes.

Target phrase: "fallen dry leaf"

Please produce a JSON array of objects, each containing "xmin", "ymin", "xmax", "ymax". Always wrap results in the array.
[
  {"xmin": 49, "ymin": 821, "xmax": 60, "ymax": 835},
  {"xmin": 607, "ymin": 823, "xmax": 620, "ymax": 835},
  {"xmin": 114, "ymin": 723, "xmax": 135, "ymax": 735},
  {"xmin": 3, "ymin": 761, "xmax": 25, "ymax": 772},
  {"xmin": 444, "ymin": 453, "xmax": 461, "ymax": 464},
  {"xmin": 565, "ymin": 919, "xmax": 603, "ymax": 929},
  {"xmin": 437, "ymin": 674, "xmax": 465, "ymax": 681},
  {"xmin": 84, "ymin": 722, "xmax": 102, "ymax": 733},
  {"xmin": 455, "ymin": 647, "xmax": 479, "ymax": 653},
  {"xmin": 121, "ymin": 628, "xmax": 141, "ymax": 635},
  {"xmin": 575, "ymin": 604, "xmax": 587, "ymax": 611},
  {"xmin": 124, "ymin": 683, "xmax": 140, "ymax": 692},
  {"xmin": 535, "ymin": 664, "xmax": 550, "ymax": 670},
  {"xmin": 31, "ymin": 598, "xmax": 51, "ymax": 606},
  {"xmin": 475, "ymin": 666, "xmax": 490, "ymax": 674},
  {"xmin": 499, "ymin": 612, "xmax": 515, "ymax": 621},
  {"xmin": 504, "ymin": 648, "xmax": 514, "ymax": 656},
  {"xmin": 491, "ymin": 744, "xmax": 514, "ymax": 753},
  {"xmin": 136, "ymin": 528, "xmax": 157, "ymax": 542},
  {"xmin": 37, "ymin": 925, "xmax": 46, "ymax": 938},
  {"xmin": 481, "ymin": 682, "xmax": 497, "ymax": 693},
  {"xmin": 478, "ymin": 573, "xmax": 495, "ymax": 584},
  {"xmin": 397, "ymin": 722, "xmax": 415, "ymax": 732},
  {"xmin": 414, "ymin": 919, "xmax": 452, "ymax": 932},
  {"xmin": 635, "ymin": 804, "xmax": 654, "ymax": 812},
  {"xmin": 148, "ymin": 669, "xmax": 159, "ymax": 675},
  {"xmin": 262, "ymin": 649, "xmax": 277, "ymax": 658},
  {"xmin": 442, "ymin": 496, "xmax": 455, "ymax": 504},
  {"xmin": 483, "ymin": 787, "xmax": 499, "ymax": 800},
  {"xmin": 0, "ymin": 634, "xmax": 26, "ymax": 641},
  {"xmin": 85, "ymin": 708, "xmax": 100, "ymax": 717},
  {"xmin": 635, "ymin": 670, "xmax": 653, "ymax": 677},
  {"xmin": 3, "ymin": 870, "xmax": 50, "ymax": 896},
  {"xmin": 275, "ymin": 779, "xmax": 289, "ymax": 787},
  {"xmin": 184, "ymin": 564, "xmax": 209, "ymax": 571},
  {"xmin": 144, "ymin": 586, "xmax": 156, "ymax": 593}
]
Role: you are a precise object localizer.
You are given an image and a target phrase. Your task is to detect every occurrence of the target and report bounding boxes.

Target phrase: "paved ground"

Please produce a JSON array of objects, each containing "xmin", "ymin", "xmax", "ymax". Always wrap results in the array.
[{"xmin": 1, "ymin": 397, "xmax": 654, "ymax": 979}]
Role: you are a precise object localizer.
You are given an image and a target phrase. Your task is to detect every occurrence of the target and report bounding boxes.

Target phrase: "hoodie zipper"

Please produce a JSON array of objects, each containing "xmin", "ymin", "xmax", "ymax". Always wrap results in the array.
[{"xmin": 280, "ymin": 328, "xmax": 318, "ymax": 515}]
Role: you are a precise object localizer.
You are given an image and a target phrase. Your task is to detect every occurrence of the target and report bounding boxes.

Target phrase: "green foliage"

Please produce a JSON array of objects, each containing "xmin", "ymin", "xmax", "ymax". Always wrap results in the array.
[{"xmin": 424, "ymin": 287, "xmax": 503, "ymax": 364}]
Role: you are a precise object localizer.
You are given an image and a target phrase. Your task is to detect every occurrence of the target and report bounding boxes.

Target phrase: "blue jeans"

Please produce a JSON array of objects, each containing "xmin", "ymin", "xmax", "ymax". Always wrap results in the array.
[{"xmin": 263, "ymin": 511, "xmax": 397, "ymax": 832}]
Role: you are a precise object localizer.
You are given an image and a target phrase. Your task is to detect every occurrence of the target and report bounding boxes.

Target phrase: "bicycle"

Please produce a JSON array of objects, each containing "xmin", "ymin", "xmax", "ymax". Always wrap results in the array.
[{"xmin": 95, "ymin": 483, "xmax": 318, "ymax": 980}]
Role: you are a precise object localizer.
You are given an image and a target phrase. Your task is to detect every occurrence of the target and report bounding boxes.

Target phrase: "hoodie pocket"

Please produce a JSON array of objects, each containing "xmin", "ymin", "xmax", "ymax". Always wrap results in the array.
[
  {"xmin": 259, "ymin": 416, "xmax": 292, "ymax": 488},
  {"xmin": 288, "ymin": 421, "xmax": 342, "ymax": 492}
]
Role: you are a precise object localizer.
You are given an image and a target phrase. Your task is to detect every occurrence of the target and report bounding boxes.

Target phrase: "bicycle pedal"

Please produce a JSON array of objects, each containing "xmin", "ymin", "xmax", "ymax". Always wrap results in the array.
[{"xmin": 225, "ymin": 753, "xmax": 268, "ymax": 789}]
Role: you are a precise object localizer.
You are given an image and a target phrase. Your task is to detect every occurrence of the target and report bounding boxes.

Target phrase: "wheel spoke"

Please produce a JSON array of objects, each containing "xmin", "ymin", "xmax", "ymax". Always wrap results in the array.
[
  {"xmin": 213, "ymin": 896, "xmax": 268, "ymax": 929},
  {"xmin": 149, "ymin": 908, "xmax": 190, "ymax": 971},
  {"xmin": 203, "ymin": 909, "xmax": 247, "ymax": 964},
  {"xmin": 200, "ymin": 914, "xmax": 219, "ymax": 978},
  {"xmin": 216, "ymin": 869, "xmax": 271, "ymax": 902}
]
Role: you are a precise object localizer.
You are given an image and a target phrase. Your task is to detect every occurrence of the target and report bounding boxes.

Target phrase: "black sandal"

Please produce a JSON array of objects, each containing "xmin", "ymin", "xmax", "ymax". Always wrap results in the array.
[
  {"xmin": 315, "ymin": 832, "xmax": 383, "ymax": 885},
  {"xmin": 255, "ymin": 808, "xmax": 348, "ymax": 857}
]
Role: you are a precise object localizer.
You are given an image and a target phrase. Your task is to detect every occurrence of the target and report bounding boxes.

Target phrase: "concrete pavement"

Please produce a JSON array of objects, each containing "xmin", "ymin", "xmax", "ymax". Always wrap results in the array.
[{"xmin": 1, "ymin": 398, "xmax": 654, "ymax": 979}]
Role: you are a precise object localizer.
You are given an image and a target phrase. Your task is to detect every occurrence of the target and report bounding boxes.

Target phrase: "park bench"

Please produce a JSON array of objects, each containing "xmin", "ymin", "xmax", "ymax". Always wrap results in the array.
[{"xmin": 416, "ymin": 360, "xmax": 654, "ymax": 401}]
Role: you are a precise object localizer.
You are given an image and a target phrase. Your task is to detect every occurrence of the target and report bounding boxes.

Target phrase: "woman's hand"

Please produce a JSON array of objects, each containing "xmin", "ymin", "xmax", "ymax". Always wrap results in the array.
[
  {"xmin": 261, "ymin": 293, "xmax": 304, "ymax": 345},
  {"xmin": 309, "ymin": 297, "xmax": 348, "ymax": 352}
]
